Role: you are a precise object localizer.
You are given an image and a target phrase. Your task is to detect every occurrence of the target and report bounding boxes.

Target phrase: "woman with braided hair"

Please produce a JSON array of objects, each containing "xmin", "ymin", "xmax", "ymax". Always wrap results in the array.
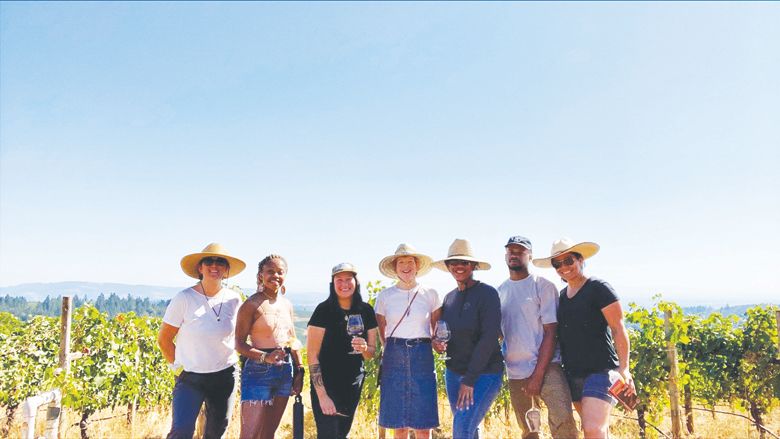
[{"xmin": 235, "ymin": 254, "xmax": 304, "ymax": 439}]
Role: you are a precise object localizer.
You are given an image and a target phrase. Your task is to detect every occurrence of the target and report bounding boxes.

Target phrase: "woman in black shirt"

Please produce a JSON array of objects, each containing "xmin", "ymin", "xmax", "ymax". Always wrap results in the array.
[
  {"xmin": 533, "ymin": 238, "xmax": 635, "ymax": 439},
  {"xmin": 307, "ymin": 263, "xmax": 379, "ymax": 439}
]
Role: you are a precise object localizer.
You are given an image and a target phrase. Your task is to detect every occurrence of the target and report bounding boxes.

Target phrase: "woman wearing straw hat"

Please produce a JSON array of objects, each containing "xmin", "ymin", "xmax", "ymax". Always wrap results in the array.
[
  {"xmin": 235, "ymin": 254, "xmax": 304, "ymax": 439},
  {"xmin": 432, "ymin": 239, "xmax": 504, "ymax": 439},
  {"xmin": 533, "ymin": 238, "xmax": 635, "ymax": 439},
  {"xmin": 307, "ymin": 263, "xmax": 378, "ymax": 439},
  {"xmin": 158, "ymin": 243, "xmax": 246, "ymax": 439},
  {"xmin": 375, "ymin": 244, "xmax": 441, "ymax": 438}
]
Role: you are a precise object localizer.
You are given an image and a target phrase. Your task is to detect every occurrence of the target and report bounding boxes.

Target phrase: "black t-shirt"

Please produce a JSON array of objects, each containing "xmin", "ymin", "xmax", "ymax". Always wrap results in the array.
[
  {"xmin": 557, "ymin": 277, "xmax": 620, "ymax": 377},
  {"xmin": 308, "ymin": 300, "xmax": 378, "ymax": 389}
]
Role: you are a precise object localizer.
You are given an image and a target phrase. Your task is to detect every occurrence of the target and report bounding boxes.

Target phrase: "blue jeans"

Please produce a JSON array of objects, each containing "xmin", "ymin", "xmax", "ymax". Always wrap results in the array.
[
  {"xmin": 445, "ymin": 369, "xmax": 503, "ymax": 439},
  {"xmin": 168, "ymin": 365, "xmax": 237, "ymax": 439}
]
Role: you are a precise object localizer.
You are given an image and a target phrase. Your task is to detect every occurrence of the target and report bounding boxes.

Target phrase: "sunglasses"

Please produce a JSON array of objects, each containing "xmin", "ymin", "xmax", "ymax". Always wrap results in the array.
[
  {"xmin": 551, "ymin": 256, "xmax": 576, "ymax": 269},
  {"xmin": 201, "ymin": 257, "xmax": 229, "ymax": 267},
  {"xmin": 446, "ymin": 259, "xmax": 473, "ymax": 267}
]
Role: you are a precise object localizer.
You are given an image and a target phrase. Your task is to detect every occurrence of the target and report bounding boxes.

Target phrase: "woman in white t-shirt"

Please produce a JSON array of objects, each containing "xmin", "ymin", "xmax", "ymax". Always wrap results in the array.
[
  {"xmin": 375, "ymin": 243, "xmax": 441, "ymax": 439},
  {"xmin": 158, "ymin": 243, "xmax": 246, "ymax": 439}
]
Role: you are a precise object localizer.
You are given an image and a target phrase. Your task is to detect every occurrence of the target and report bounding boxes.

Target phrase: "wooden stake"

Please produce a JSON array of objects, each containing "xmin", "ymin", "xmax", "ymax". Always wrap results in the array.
[
  {"xmin": 58, "ymin": 296, "xmax": 73, "ymax": 439},
  {"xmin": 665, "ymin": 310, "xmax": 683, "ymax": 439},
  {"xmin": 775, "ymin": 310, "xmax": 779, "ymax": 359}
]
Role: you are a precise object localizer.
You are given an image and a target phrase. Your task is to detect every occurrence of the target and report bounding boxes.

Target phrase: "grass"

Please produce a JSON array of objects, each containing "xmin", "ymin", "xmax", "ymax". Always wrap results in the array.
[{"xmin": 10, "ymin": 393, "xmax": 779, "ymax": 438}]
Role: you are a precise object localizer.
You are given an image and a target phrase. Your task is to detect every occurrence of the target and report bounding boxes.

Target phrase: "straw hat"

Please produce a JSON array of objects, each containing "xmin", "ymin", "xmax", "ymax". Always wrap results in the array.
[
  {"xmin": 532, "ymin": 238, "xmax": 600, "ymax": 268},
  {"xmin": 180, "ymin": 243, "xmax": 246, "ymax": 279},
  {"xmin": 378, "ymin": 243, "xmax": 434, "ymax": 279},
  {"xmin": 433, "ymin": 239, "xmax": 492, "ymax": 271}
]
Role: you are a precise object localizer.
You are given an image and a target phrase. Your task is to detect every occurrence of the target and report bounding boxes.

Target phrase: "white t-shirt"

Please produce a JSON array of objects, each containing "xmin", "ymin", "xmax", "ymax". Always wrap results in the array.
[
  {"xmin": 498, "ymin": 274, "xmax": 561, "ymax": 380},
  {"xmin": 375, "ymin": 285, "xmax": 441, "ymax": 339},
  {"xmin": 163, "ymin": 287, "xmax": 241, "ymax": 373}
]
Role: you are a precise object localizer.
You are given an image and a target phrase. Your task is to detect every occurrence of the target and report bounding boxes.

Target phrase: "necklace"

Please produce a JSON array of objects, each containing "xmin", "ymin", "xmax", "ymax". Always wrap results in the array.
[{"xmin": 199, "ymin": 282, "xmax": 224, "ymax": 321}]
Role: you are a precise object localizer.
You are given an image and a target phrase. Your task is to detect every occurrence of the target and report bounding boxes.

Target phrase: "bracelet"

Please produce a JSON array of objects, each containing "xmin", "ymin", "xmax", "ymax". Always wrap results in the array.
[{"xmin": 258, "ymin": 351, "xmax": 267, "ymax": 363}]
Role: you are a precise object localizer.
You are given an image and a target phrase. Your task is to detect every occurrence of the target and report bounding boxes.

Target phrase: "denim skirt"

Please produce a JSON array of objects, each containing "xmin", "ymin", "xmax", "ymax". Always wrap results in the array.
[
  {"xmin": 378, "ymin": 338, "xmax": 439, "ymax": 429},
  {"xmin": 240, "ymin": 357, "xmax": 293, "ymax": 402}
]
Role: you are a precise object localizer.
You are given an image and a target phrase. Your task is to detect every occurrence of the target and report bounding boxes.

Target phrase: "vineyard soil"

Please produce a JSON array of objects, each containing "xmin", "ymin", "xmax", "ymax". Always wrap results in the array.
[{"xmin": 9, "ymin": 393, "xmax": 779, "ymax": 438}]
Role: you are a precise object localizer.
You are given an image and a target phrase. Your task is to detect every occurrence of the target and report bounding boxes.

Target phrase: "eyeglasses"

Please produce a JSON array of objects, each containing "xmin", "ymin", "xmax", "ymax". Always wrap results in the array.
[
  {"xmin": 446, "ymin": 259, "xmax": 473, "ymax": 267},
  {"xmin": 201, "ymin": 257, "xmax": 229, "ymax": 267},
  {"xmin": 551, "ymin": 256, "xmax": 576, "ymax": 269}
]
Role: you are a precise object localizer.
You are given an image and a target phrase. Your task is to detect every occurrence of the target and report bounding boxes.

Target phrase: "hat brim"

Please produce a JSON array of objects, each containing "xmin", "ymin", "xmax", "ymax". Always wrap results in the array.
[
  {"xmin": 379, "ymin": 253, "xmax": 433, "ymax": 279},
  {"xmin": 432, "ymin": 257, "xmax": 491, "ymax": 272},
  {"xmin": 532, "ymin": 242, "xmax": 599, "ymax": 268},
  {"xmin": 180, "ymin": 252, "xmax": 246, "ymax": 279}
]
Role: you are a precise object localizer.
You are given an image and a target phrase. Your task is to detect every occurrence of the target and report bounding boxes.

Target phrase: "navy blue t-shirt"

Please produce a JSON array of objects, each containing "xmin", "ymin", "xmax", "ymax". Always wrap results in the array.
[
  {"xmin": 557, "ymin": 277, "xmax": 620, "ymax": 377},
  {"xmin": 440, "ymin": 281, "xmax": 504, "ymax": 386}
]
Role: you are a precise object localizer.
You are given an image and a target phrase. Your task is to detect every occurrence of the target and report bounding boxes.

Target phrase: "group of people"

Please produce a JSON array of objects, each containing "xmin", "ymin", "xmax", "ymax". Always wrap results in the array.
[{"xmin": 158, "ymin": 236, "xmax": 635, "ymax": 439}]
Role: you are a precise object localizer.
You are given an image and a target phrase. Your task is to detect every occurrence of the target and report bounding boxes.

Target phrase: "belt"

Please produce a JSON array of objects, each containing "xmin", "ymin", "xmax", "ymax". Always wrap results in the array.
[{"xmin": 386, "ymin": 337, "xmax": 432, "ymax": 347}]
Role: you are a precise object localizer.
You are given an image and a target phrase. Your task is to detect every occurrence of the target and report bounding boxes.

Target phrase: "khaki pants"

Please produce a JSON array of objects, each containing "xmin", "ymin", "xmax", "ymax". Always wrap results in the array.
[{"xmin": 508, "ymin": 363, "xmax": 579, "ymax": 439}]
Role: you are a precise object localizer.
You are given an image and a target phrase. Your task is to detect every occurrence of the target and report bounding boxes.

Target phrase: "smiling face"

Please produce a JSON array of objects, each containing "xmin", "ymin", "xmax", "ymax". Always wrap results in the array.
[
  {"xmin": 198, "ymin": 257, "xmax": 229, "ymax": 281},
  {"xmin": 394, "ymin": 256, "xmax": 418, "ymax": 283},
  {"xmin": 333, "ymin": 272, "xmax": 356, "ymax": 300},
  {"xmin": 446, "ymin": 259, "xmax": 476, "ymax": 283},
  {"xmin": 257, "ymin": 258, "xmax": 287, "ymax": 291},
  {"xmin": 551, "ymin": 252, "xmax": 583, "ymax": 283}
]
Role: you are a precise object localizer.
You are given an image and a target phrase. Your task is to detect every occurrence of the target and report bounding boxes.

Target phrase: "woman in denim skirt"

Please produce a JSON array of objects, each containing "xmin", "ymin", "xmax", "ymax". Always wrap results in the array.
[
  {"xmin": 307, "ymin": 263, "xmax": 379, "ymax": 439},
  {"xmin": 235, "ymin": 254, "xmax": 304, "ymax": 439},
  {"xmin": 432, "ymin": 239, "xmax": 504, "ymax": 439},
  {"xmin": 158, "ymin": 243, "xmax": 246, "ymax": 439},
  {"xmin": 375, "ymin": 244, "xmax": 441, "ymax": 439},
  {"xmin": 533, "ymin": 238, "xmax": 636, "ymax": 439}
]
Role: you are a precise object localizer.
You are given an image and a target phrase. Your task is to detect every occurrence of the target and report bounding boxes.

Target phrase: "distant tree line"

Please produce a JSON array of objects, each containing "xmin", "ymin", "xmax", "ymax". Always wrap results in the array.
[{"xmin": 0, "ymin": 294, "xmax": 169, "ymax": 321}]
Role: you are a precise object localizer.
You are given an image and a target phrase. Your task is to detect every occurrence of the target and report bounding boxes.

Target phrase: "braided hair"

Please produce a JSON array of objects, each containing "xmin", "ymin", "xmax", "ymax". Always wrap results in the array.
[{"xmin": 257, "ymin": 254, "xmax": 288, "ymax": 294}]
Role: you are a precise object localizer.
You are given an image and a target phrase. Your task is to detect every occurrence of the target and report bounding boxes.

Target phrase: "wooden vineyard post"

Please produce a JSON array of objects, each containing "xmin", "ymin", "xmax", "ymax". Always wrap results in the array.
[
  {"xmin": 776, "ymin": 310, "xmax": 779, "ymax": 359},
  {"xmin": 58, "ymin": 296, "xmax": 73, "ymax": 439},
  {"xmin": 664, "ymin": 310, "xmax": 683, "ymax": 439}
]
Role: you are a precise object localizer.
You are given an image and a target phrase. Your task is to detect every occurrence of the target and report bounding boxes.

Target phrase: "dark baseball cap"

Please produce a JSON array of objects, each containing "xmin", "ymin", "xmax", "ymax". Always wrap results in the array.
[{"xmin": 505, "ymin": 235, "xmax": 532, "ymax": 250}]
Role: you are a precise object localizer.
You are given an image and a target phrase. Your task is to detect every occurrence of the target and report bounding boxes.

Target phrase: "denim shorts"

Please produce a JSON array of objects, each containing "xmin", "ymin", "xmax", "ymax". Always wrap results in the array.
[
  {"xmin": 378, "ymin": 338, "xmax": 439, "ymax": 429},
  {"xmin": 566, "ymin": 369, "xmax": 618, "ymax": 404},
  {"xmin": 240, "ymin": 357, "xmax": 293, "ymax": 402}
]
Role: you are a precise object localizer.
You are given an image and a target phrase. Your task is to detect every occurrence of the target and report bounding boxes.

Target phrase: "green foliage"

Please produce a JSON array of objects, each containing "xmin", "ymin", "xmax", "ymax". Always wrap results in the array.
[
  {"xmin": 359, "ymin": 280, "xmax": 384, "ymax": 419},
  {"xmin": 2, "ymin": 293, "xmax": 777, "ymax": 436},
  {"xmin": 626, "ymin": 302, "xmax": 669, "ymax": 428},
  {"xmin": 680, "ymin": 312, "xmax": 741, "ymax": 407},
  {"xmin": 51, "ymin": 306, "xmax": 175, "ymax": 418},
  {"xmin": 0, "ymin": 314, "xmax": 60, "ymax": 413},
  {"xmin": 734, "ymin": 306, "xmax": 780, "ymax": 427}
]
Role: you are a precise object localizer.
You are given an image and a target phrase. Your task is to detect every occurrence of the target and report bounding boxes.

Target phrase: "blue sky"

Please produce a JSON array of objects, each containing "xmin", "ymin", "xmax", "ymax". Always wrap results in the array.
[{"xmin": 1, "ymin": 2, "xmax": 778, "ymax": 306}]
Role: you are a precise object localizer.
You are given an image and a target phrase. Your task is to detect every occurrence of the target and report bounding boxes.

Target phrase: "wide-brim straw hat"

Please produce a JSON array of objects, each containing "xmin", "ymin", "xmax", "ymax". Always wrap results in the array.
[
  {"xmin": 532, "ymin": 238, "xmax": 600, "ymax": 268},
  {"xmin": 378, "ymin": 243, "xmax": 434, "ymax": 279},
  {"xmin": 180, "ymin": 242, "xmax": 246, "ymax": 279},
  {"xmin": 433, "ymin": 239, "xmax": 492, "ymax": 271}
]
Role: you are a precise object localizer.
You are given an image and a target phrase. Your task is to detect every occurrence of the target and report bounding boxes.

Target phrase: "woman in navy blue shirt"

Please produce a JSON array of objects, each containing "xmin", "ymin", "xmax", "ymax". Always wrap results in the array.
[{"xmin": 432, "ymin": 239, "xmax": 503, "ymax": 439}]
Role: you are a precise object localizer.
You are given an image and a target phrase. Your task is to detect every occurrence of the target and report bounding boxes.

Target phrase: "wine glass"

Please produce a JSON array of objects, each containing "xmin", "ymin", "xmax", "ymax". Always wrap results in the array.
[
  {"xmin": 434, "ymin": 320, "xmax": 451, "ymax": 360},
  {"xmin": 346, "ymin": 314, "xmax": 364, "ymax": 355}
]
